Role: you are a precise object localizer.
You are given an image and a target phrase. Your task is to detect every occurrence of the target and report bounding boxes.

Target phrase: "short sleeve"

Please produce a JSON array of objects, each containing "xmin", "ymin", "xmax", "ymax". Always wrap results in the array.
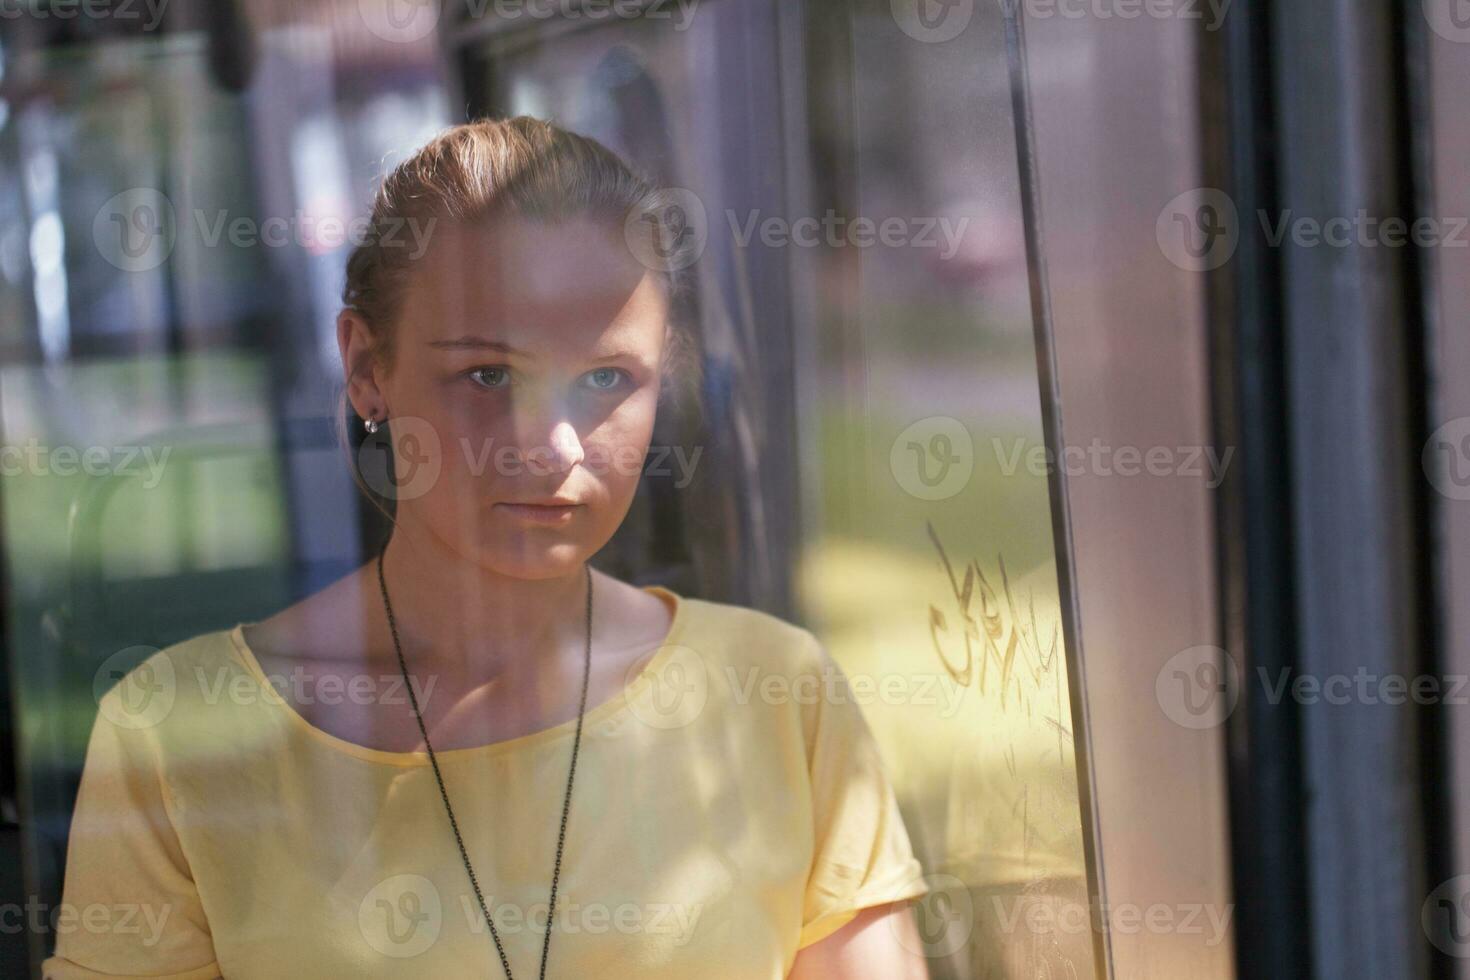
[
  {"xmin": 797, "ymin": 636, "xmax": 930, "ymax": 949},
  {"xmin": 41, "ymin": 685, "xmax": 221, "ymax": 980}
]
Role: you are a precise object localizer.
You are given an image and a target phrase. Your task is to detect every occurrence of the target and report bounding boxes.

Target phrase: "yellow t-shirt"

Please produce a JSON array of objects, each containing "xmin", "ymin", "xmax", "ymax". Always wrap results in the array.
[{"xmin": 44, "ymin": 586, "xmax": 929, "ymax": 979}]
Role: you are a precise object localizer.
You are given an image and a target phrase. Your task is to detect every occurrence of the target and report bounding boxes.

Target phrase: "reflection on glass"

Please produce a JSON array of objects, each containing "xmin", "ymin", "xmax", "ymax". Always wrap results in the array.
[
  {"xmin": 4, "ymin": 5, "xmax": 1096, "ymax": 977},
  {"xmin": 2, "ymin": 27, "xmax": 450, "ymax": 975},
  {"xmin": 800, "ymin": 3, "xmax": 1096, "ymax": 978},
  {"xmin": 475, "ymin": 2, "xmax": 1097, "ymax": 977}
]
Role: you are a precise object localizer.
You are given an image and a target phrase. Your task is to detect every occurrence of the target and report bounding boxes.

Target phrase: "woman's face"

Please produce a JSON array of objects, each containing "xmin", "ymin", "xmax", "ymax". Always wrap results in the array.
[{"xmin": 357, "ymin": 215, "xmax": 669, "ymax": 579}]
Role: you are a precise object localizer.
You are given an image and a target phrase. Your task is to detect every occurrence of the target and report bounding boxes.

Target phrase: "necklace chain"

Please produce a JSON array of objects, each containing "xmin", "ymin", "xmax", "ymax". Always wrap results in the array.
[{"xmin": 376, "ymin": 548, "xmax": 592, "ymax": 980}]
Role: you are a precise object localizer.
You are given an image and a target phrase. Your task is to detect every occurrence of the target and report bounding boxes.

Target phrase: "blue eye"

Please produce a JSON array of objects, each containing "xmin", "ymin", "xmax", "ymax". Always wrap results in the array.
[
  {"xmin": 468, "ymin": 367, "xmax": 511, "ymax": 390},
  {"xmin": 584, "ymin": 368, "xmax": 626, "ymax": 391}
]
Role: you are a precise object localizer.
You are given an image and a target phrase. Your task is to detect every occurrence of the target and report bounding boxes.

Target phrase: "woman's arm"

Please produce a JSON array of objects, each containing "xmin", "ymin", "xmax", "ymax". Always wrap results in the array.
[{"xmin": 788, "ymin": 899, "xmax": 932, "ymax": 980}]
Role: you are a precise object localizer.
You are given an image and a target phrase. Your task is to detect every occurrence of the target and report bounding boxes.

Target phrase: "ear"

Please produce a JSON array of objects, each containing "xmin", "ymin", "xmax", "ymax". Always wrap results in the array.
[{"xmin": 338, "ymin": 308, "xmax": 387, "ymax": 421}]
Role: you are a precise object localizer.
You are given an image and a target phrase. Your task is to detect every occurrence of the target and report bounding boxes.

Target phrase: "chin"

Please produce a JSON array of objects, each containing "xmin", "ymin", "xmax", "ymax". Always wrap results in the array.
[{"xmin": 471, "ymin": 536, "xmax": 598, "ymax": 581}]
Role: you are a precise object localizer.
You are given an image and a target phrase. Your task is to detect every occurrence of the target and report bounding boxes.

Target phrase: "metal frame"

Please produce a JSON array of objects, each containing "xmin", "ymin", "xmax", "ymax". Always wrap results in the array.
[
  {"xmin": 1271, "ymin": 2, "xmax": 1433, "ymax": 977},
  {"xmin": 1407, "ymin": 2, "xmax": 1466, "ymax": 979},
  {"xmin": 1001, "ymin": 7, "xmax": 1112, "ymax": 976},
  {"xmin": 1200, "ymin": 0, "xmax": 1311, "ymax": 976},
  {"xmin": 1018, "ymin": 7, "xmax": 1237, "ymax": 979}
]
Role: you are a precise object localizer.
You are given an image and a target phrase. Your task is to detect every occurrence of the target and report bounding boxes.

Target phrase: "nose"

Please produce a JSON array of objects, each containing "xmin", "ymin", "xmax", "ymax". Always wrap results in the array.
[
  {"xmin": 538, "ymin": 418, "xmax": 585, "ymax": 475},
  {"xmin": 511, "ymin": 391, "xmax": 584, "ymax": 477}
]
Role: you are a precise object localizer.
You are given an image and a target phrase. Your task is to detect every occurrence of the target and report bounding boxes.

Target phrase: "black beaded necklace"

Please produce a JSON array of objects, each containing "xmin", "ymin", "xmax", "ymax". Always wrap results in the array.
[{"xmin": 375, "ymin": 548, "xmax": 592, "ymax": 980}]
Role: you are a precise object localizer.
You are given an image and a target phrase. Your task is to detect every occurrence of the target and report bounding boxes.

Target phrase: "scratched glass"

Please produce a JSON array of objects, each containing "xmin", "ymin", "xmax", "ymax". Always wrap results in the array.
[
  {"xmin": 2, "ymin": 5, "xmax": 1097, "ymax": 978},
  {"xmin": 472, "ymin": 2, "xmax": 1098, "ymax": 977},
  {"xmin": 798, "ymin": 5, "xmax": 1099, "ymax": 978}
]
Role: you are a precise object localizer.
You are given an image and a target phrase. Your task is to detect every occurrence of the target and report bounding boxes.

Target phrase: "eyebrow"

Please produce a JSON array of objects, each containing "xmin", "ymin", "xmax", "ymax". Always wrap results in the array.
[
  {"xmin": 427, "ymin": 337, "xmax": 528, "ymax": 355},
  {"xmin": 426, "ymin": 336, "xmax": 641, "ymax": 363}
]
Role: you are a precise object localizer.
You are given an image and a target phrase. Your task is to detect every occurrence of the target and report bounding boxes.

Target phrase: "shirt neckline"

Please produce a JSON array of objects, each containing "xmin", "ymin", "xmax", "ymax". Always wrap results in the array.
[{"xmin": 225, "ymin": 584, "xmax": 688, "ymax": 767}]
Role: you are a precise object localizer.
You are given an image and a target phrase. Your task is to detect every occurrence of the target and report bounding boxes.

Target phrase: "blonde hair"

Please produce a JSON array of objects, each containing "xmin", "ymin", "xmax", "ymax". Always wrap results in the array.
[{"xmin": 339, "ymin": 116, "xmax": 702, "ymax": 518}]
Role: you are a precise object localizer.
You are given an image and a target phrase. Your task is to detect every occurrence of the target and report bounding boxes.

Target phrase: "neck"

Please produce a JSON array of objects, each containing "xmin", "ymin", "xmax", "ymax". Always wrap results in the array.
[{"xmin": 371, "ymin": 527, "xmax": 588, "ymax": 673}]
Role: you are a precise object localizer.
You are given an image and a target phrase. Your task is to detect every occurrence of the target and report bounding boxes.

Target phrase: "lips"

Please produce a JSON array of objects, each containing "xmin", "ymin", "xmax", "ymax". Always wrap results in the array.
[{"xmin": 494, "ymin": 501, "xmax": 582, "ymax": 525}]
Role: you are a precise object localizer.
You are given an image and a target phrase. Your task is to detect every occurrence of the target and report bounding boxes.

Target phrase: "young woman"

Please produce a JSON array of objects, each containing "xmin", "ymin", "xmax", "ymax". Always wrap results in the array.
[{"xmin": 45, "ymin": 117, "xmax": 932, "ymax": 979}]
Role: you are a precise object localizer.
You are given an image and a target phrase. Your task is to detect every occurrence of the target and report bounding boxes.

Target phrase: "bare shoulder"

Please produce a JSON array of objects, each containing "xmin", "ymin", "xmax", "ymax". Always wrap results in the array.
[
  {"xmin": 240, "ymin": 565, "xmax": 379, "ymax": 675},
  {"xmin": 589, "ymin": 568, "xmax": 676, "ymax": 655}
]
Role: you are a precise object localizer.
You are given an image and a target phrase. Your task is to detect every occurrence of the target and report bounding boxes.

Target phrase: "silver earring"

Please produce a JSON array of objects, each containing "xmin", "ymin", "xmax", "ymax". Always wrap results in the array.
[{"xmin": 364, "ymin": 417, "xmax": 381, "ymax": 434}]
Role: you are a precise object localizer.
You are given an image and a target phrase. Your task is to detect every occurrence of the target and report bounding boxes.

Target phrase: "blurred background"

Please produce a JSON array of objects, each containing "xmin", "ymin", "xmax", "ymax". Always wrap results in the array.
[{"xmin": 0, "ymin": 1, "xmax": 1466, "ymax": 979}]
